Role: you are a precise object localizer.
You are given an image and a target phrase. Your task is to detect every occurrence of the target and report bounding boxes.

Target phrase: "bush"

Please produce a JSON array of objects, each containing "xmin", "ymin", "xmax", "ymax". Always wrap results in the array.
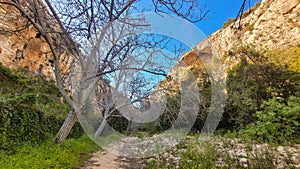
[
  {"xmin": 222, "ymin": 46, "xmax": 300, "ymax": 130},
  {"xmin": 0, "ymin": 94, "xmax": 62, "ymax": 150},
  {"xmin": 265, "ymin": 45, "xmax": 300, "ymax": 73},
  {"xmin": 155, "ymin": 93, "xmax": 181, "ymax": 131},
  {"xmin": 240, "ymin": 96, "xmax": 300, "ymax": 143},
  {"xmin": 222, "ymin": 18, "xmax": 235, "ymax": 29},
  {"xmin": 0, "ymin": 63, "xmax": 84, "ymax": 151},
  {"xmin": 107, "ymin": 109, "xmax": 129, "ymax": 134},
  {"xmin": 179, "ymin": 141, "xmax": 216, "ymax": 169}
]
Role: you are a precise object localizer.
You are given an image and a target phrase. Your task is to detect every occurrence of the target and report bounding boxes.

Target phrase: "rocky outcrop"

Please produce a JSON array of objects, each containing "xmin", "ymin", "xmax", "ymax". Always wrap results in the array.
[
  {"xmin": 175, "ymin": 0, "xmax": 300, "ymax": 76},
  {"xmin": 206, "ymin": 0, "xmax": 300, "ymax": 56},
  {"xmin": 160, "ymin": 0, "xmax": 300, "ymax": 95},
  {"xmin": 0, "ymin": 1, "xmax": 75, "ymax": 83},
  {"xmin": 0, "ymin": 0, "xmax": 299, "ymax": 90}
]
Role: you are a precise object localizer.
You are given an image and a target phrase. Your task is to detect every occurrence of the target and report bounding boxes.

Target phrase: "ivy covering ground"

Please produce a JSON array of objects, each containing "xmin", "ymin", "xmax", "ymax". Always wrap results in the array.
[{"xmin": 0, "ymin": 63, "xmax": 100, "ymax": 169}]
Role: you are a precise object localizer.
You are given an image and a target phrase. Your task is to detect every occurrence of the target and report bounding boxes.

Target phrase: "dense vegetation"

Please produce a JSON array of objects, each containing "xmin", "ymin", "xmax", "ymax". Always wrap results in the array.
[
  {"xmin": 0, "ymin": 63, "xmax": 99, "ymax": 168},
  {"xmin": 1, "ymin": 45, "xmax": 299, "ymax": 168},
  {"xmin": 117, "ymin": 45, "xmax": 300, "ymax": 145},
  {"xmin": 224, "ymin": 45, "xmax": 300, "ymax": 144},
  {"xmin": 144, "ymin": 45, "xmax": 300, "ymax": 168},
  {"xmin": 152, "ymin": 45, "xmax": 300, "ymax": 144}
]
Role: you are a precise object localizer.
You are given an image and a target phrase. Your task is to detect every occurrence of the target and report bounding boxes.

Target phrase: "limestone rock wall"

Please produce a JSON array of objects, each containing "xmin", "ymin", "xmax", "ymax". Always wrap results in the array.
[
  {"xmin": 0, "ymin": 1, "xmax": 75, "ymax": 85},
  {"xmin": 0, "ymin": 25, "xmax": 55, "ymax": 77},
  {"xmin": 206, "ymin": 0, "xmax": 300, "ymax": 56},
  {"xmin": 1, "ymin": 0, "xmax": 299, "ymax": 91},
  {"xmin": 167, "ymin": 0, "xmax": 300, "ymax": 93}
]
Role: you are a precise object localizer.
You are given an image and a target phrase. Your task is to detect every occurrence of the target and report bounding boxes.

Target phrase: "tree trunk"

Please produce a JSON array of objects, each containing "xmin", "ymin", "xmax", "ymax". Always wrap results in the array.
[
  {"xmin": 94, "ymin": 118, "xmax": 107, "ymax": 137},
  {"xmin": 126, "ymin": 120, "xmax": 132, "ymax": 136},
  {"xmin": 56, "ymin": 110, "xmax": 77, "ymax": 143}
]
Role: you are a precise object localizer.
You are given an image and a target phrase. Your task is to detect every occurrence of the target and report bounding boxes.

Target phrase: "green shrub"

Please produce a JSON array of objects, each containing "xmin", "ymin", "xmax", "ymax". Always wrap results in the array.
[
  {"xmin": 155, "ymin": 94, "xmax": 181, "ymax": 131},
  {"xmin": 179, "ymin": 142, "xmax": 216, "ymax": 169},
  {"xmin": 107, "ymin": 108, "xmax": 129, "ymax": 134},
  {"xmin": 223, "ymin": 46, "xmax": 300, "ymax": 130},
  {"xmin": 144, "ymin": 159, "xmax": 171, "ymax": 169},
  {"xmin": 222, "ymin": 18, "xmax": 235, "ymax": 29},
  {"xmin": 240, "ymin": 96, "xmax": 300, "ymax": 143},
  {"xmin": 265, "ymin": 45, "xmax": 300, "ymax": 73},
  {"xmin": 0, "ymin": 63, "xmax": 83, "ymax": 151}
]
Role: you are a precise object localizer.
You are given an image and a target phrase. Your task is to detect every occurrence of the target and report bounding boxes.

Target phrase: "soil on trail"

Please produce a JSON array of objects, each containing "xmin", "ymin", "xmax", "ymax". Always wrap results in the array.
[{"xmin": 81, "ymin": 151, "xmax": 144, "ymax": 169}]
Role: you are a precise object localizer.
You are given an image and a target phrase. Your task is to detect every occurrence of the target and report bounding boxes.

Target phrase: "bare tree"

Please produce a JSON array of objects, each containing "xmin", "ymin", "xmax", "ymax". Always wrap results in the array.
[
  {"xmin": 0, "ymin": 0, "xmax": 80, "ymax": 143},
  {"xmin": 0, "ymin": 0, "xmax": 209, "ymax": 143},
  {"xmin": 232, "ymin": 0, "xmax": 253, "ymax": 29}
]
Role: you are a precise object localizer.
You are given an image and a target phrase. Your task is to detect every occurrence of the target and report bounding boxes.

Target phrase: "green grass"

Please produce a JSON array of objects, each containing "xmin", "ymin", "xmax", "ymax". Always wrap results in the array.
[
  {"xmin": 0, "ymin": 61, "xmax": 99, "ymax": 168},
  {"xmin": 179, "ymin": 141, "xmax": 216, "ymax": 169},
  {"xmin": 0, "ymin": 135, "xmax": 100, "ymax": 169}
]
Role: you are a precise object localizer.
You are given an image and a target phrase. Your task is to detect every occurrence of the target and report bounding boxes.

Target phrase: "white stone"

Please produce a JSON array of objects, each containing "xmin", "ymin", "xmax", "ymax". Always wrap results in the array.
[{"xmin": 239, "ymin": 157, "xmax": 248, "ymax": 163}]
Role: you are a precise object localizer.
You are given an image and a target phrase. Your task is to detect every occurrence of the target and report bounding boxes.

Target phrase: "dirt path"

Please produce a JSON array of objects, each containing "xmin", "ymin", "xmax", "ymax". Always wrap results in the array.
[
  {"xmin": 81, "ymin": 151, "xmax": 144, "ymax": 169},
  {"xmin": 81, "ymin": 135, "xmax": 176, "ymax": 169}
]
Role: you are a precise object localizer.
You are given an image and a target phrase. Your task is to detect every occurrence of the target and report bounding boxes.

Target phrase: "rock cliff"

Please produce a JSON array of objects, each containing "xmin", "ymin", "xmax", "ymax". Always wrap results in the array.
[
  {"xmin": 203, "ymin": 0, "xmax": 300, "ymax": 57},
  {"xmin": 0, "ymin": 0, "xmax": 299, "ymax": 88},
  {"xmin": 0, "ymin": 1, "xmax": 74, "ymax": 83},
  {"xmin": 159, "ymin": 0, "xmax": 300, "ymax": 94},
  {"xmin": 179, "ymin": 0, "xmax": 300, "ymax": 75}
]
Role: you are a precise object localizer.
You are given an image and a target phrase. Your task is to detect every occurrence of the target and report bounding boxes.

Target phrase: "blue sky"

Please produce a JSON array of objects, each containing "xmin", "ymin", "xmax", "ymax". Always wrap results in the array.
[
  {"xmin": 136, "ymin": 0, "xmax": 261, "ymax": 36},
  {"xmin": 109, "ymin": 0, "xmax": 263, "ymax": 90},
  {"xmin": 195, "ymin": 0, "xmax": 261, "ymax": 35}
]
